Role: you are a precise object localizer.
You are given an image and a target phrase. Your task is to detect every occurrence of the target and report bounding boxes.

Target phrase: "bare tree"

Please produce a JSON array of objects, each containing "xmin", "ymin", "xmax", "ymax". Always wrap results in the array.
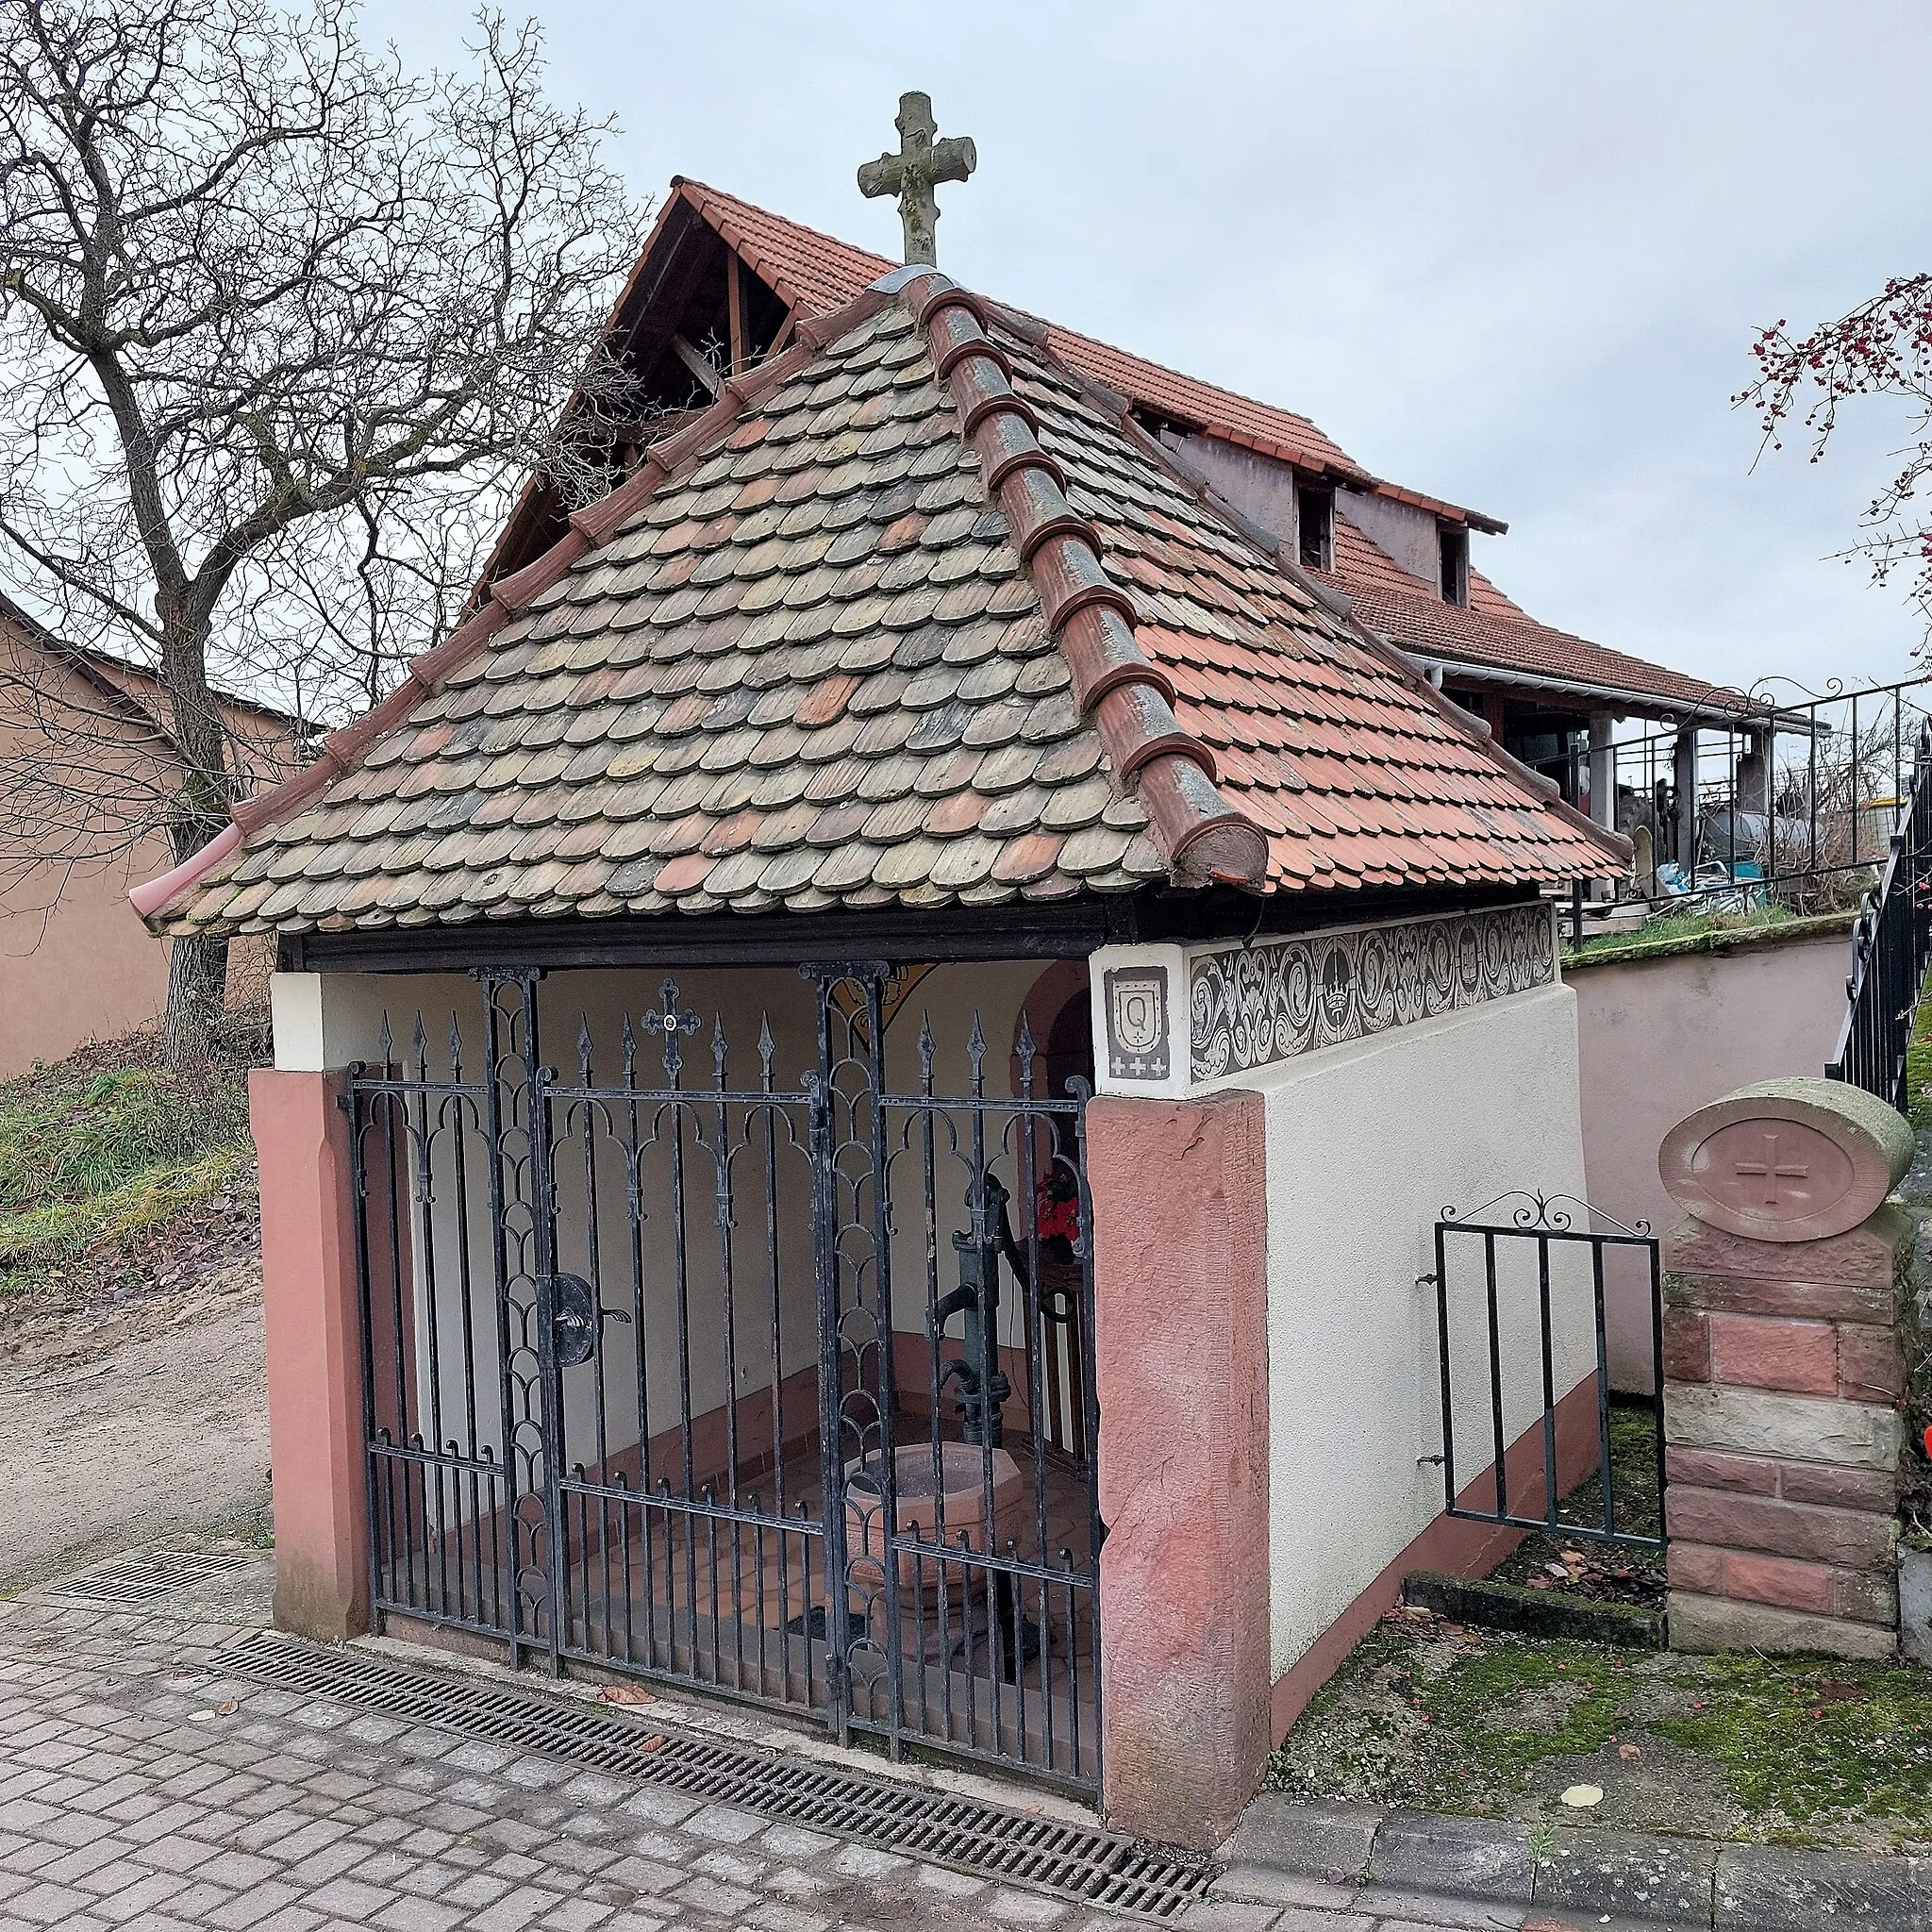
[
  {"xmin": 0, "ymin": 0, "xmax": 649, "ymax": 1061},
  {"xmin": 1740, "ymin": 275, "xmax": 1932, "ymax": 648}
]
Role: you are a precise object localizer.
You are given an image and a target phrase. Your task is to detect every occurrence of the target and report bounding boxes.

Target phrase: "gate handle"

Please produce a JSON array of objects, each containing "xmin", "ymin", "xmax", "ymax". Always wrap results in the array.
[{"xmin": 544, "ymin": 1273, "xmax": 603, "ymax": 1370}]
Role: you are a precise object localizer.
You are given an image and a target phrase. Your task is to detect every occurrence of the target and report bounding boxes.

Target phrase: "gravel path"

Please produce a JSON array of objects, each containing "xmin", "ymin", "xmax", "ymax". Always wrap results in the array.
[{"xmin": 0, "ymin": 1292, "xmax": 269, "ymax": 1591}]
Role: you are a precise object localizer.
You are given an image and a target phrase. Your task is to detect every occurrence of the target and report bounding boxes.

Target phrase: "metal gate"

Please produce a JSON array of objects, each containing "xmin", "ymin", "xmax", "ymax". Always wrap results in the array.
[
  {"xmin": 345, "ymin": 963, "xmax": 1103, "ymax": 1791},
  {"xmin": 1426, "ymin": 1191, "xmax": 1665, "ymax": 1552}
]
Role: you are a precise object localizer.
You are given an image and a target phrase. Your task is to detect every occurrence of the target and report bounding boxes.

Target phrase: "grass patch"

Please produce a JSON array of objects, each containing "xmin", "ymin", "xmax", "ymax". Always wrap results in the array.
[
  {"xmin": 0, "ymin": 1032, "xmax": 258, "ymax": 1295},
  {"xmin": 1272, "ymin": 1611, "xmax": 1932, "ymax": 1846},
  {"xmin": 1412, "ymin": 1635, "xmax": 1633, "ymax": 1785},
  {"xmin": 1906, "ymin": 962, "xmax": 1932, "ymax": 1132},
  {"xmin": 1652, "ymin": 1654, "xmax": 1932, "ymax": 1829},
  {"xmin": 1566, "ymin": 903, "xmax": 1798, "ymax": 964}
]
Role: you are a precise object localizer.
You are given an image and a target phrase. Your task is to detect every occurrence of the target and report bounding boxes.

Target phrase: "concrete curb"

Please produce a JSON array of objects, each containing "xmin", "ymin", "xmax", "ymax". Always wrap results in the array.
[{"xmin": 1217, "ymin": 1795, "xmax": 1925, "ymax": 1930}]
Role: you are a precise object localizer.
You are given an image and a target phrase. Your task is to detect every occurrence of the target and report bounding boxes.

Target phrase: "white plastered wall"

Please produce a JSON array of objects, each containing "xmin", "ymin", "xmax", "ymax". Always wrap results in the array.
[
  {"xmin": 1194, "ymin": 980, "xmax": 1594, "ymax": 1683},
  {"xmin": 271, "ymin": 958, "xmax": 1086, "ymax": 1491}
]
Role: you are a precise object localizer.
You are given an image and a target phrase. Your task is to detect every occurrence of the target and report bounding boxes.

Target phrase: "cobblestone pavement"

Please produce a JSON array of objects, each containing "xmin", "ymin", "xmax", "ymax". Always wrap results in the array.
[{"xmin": 0, "ymin": 1573, "xmax": 1474, "ymax": 1932}]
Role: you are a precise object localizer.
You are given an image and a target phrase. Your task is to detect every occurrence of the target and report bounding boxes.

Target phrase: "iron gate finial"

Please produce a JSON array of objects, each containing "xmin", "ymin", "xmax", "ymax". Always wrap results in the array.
[{"xmin": 641, "ymin": 979, "xmax": 702, "ymax": 1079}]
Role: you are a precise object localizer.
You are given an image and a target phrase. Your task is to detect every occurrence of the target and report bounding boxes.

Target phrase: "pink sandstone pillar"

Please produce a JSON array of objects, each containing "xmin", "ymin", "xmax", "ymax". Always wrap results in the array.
[
  {"xmin": 1658, "ymin": 1078, "xmax": 1915, "ymax": 1659},
  {"xmin": 1088, "ymin": 1089, "xmax": 1269, "ymax": 1851},
  {"xmin": 249, "ymin": 1067, "xmax": 370, "ymax": 1641}
]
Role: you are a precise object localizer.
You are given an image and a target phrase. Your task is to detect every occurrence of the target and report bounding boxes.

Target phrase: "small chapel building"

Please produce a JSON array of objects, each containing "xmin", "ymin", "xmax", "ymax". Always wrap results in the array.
[{"xmin": 136, "ymin": 109, "xmax": 1631, "ymax": 1847}]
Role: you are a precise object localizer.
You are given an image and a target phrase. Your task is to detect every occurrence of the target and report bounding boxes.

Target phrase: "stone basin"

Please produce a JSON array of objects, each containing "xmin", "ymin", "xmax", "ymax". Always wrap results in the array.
[{"xmin": 843, "ymin": 1441, "xmax": 1024, "ymax": 1612}]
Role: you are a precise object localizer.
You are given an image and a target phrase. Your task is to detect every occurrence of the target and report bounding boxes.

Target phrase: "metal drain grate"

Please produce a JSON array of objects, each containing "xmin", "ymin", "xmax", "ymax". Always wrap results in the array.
[
  {"xmin": 46, "ymin": 1548, "xmax": 253, "ymax": 1608},
  {"xmin": 214, "ymin": 1630, "xmax": 1216, "ymax": 1922}
]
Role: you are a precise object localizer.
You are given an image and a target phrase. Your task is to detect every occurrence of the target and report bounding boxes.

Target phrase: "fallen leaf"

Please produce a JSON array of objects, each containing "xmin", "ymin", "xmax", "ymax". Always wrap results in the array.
[
  {"xmin": 1618, "ymin": 1743, "xmax": 1641, "ymax": 1761},
  {"xmin": 598, "ymin": 1683, "xmax": 656, "ymax": 1706},
  {"xmin": 1544, "ymin": 1562, "xmax": 1570, "ymax": 1579},
  {"xmin": 187, "ymin": 1709, "xmax": 216, "ymax": 1724},
  {"xmin": 216, "ymin": 1700, "xmax": 239, "ymax": 1716},
  {"xmin": 1559, "ymin": 1784, "xmax": 1604, "ymax": 1808}
]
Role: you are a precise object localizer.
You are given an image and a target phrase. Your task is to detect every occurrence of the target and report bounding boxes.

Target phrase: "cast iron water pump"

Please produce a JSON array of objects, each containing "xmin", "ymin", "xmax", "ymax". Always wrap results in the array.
[{"xmin": 934, "ymin": 1170, "xmax": 1027, "ymax": 1445}]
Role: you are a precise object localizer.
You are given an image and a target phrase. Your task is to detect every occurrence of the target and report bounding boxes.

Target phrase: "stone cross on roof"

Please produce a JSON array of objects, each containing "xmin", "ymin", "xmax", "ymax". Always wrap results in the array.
[{"xmin": 857, "ymin": 91, "xmax": 976, "ymax": 267}]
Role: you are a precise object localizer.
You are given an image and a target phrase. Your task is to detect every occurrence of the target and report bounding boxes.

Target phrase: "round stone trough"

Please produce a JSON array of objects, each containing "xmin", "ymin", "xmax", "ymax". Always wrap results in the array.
[{"xmin": 842, "ymin": 1441, "xmax": 1024, "ymax": 1614}]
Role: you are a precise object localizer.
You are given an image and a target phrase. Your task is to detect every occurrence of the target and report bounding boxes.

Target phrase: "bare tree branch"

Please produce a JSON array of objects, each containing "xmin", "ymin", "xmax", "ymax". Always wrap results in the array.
[
  {"xmin": 1739, "ymin": 275, "xmax": 1932, "ymax": 646},
  {"xmin": 0, "ymin": 0, "xmax": 650, "ymax": 1058}
]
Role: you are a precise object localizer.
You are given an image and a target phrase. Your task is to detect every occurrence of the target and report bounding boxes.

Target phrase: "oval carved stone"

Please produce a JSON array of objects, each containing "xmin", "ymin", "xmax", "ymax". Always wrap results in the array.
[{"xmin": 1658, "ymin": 1077, "xmax": 1914, "ymax": 1243}]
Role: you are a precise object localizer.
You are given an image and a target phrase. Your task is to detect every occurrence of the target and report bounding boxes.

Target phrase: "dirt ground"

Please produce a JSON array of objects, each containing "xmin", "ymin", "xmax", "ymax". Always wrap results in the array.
[{"xmin": 0, "ymin": 1258, "xmax": 271, "ymax": 1592}]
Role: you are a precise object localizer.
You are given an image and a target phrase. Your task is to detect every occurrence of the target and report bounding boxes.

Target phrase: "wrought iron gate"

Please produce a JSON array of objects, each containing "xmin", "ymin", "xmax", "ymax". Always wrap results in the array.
[
  {"xmin": 1427, "ymin": 1192, "xmax": 1665, "ymax": 1552},
  {"xmin": 346, "ymin": 963, "xmax": 1103, "ymax": 1791}
]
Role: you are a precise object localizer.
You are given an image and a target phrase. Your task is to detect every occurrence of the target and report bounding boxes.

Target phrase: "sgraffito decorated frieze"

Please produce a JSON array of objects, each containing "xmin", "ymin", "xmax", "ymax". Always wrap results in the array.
[{"xmin": 1189, "ymin": 902, "xmax": 1555, "ymax": 1082}]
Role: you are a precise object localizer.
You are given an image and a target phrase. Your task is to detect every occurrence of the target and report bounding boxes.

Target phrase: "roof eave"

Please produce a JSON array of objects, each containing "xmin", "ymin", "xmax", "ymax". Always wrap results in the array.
[{"xmin": 1417, "ymin": 652, "xmax": 1763, "ymax": 724}]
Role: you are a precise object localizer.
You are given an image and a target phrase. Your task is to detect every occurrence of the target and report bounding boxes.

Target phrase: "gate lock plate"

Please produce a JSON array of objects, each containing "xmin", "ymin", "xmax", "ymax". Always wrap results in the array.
[{"xmin": 545, "ymin": 1274, "xmax": 598, "ymax": 1369}]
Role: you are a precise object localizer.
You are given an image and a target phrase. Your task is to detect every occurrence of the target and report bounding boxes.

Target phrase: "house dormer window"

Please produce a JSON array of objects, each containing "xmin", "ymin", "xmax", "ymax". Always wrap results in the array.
[
  {"xmin": 1296, "ymin": 483, "xmax": 1333, "ymax": 572},
  {"xmin": 1439, "ymin": 525, "xmax": 1469, "ymax": 607}
]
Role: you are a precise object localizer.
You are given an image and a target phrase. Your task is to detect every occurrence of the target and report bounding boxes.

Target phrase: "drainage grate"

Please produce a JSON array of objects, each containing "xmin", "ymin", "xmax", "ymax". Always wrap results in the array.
[
  {"xmin": 214, "ymin": 1631, "xmax": 1216, "ymax": 1923},
  {"xmin": 45, "ymin": 1548, "xmax": 253, "ymax": 1608}
]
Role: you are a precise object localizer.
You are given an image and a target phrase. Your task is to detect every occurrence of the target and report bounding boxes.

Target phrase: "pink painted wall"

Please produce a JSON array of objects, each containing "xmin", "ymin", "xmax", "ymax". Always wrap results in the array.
[
  {"xmin": 1569, "ymin": 924, "xmax": 1852, "ymax": 1389},
  {"xmin": 0, "ymin": 613, "xmax": 292, "ymax": 1075}
]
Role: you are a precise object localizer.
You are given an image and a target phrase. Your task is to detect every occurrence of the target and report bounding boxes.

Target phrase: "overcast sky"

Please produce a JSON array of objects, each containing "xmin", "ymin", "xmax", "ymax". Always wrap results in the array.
[{"xmin": 389, "ymin": 1, "xmax": 1932, "ymax": 700}]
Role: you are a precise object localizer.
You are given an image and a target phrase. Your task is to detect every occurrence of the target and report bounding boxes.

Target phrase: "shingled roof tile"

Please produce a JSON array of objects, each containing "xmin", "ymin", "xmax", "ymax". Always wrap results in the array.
[{"xmin": 146, "ymin": 271, "xmax": 1623, "ymax": 940}]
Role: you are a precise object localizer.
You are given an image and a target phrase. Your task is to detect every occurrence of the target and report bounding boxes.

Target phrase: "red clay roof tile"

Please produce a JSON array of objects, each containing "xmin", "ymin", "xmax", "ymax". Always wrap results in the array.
[{"xmin": 661, "ymin": 181, "xmax": 1747, "ymax": 713}]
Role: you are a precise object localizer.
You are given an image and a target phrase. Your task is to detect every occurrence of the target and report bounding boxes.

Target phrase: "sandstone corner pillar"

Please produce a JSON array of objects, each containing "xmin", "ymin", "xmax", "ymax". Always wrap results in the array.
[
  {"xmin": 1089, "ymin": 1089, "xmax": 1269, "ymax": 1850},
  {"xmin": 1658, "ymin": 1077, "xmax": 1915, "ymax": 1659},
  {"xmin": 249, "ymin": 1066, "xmax": 370, "ymax": 1641}
]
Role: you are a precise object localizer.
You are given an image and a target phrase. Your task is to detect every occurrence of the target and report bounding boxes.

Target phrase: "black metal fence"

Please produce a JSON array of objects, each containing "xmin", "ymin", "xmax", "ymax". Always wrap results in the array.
[
  {"xmin": 345, "ymin": 965, "xmax": 1104, "ymax": 1794},
  {"xmin": 1427, "ymin": 1193, "xmax": 1664, "ymax": 1551},
  {"xmin": 1826, "ymin": 723, "xmax": 1932, "ymax": 1108},
  {"xmin": 1568, "ymin": 675, "xmax": 1932, "ymax": 921}
]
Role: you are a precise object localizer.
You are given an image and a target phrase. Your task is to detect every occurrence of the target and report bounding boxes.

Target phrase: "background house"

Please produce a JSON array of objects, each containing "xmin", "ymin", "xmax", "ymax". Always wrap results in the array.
[{"xmin": 0, "ymin": 594, "xmax": 304, "ymax": 1074}]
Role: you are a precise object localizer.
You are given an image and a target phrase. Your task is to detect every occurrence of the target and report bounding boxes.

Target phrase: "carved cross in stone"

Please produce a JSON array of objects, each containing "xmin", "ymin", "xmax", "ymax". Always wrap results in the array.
[
  {"xmin": 1731, "ymin": 1130, "xmax": 1811, "ymax": 1206},
  {"xmin": 857, "ymin": 91, "xmax": 976, "ymax": 267}
]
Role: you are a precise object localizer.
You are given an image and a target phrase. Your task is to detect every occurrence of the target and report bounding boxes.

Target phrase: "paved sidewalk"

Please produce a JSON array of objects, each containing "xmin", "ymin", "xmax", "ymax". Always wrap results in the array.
[
  {"xmin": 1210, "ymin": 1793, "xmax": 1930, "ymax": 1932},
  {"xmin": 0, "ymin": 1557, "xmax": 1490, "ymax": 1932}
]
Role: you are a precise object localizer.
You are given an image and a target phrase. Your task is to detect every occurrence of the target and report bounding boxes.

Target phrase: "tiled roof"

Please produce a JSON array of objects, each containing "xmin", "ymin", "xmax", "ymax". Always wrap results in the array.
[
  {"xmin": 142, "ymin": 275, "xmax": 1619, "ymax": 940},
  {"xmin": 1323, "ymin": 519, "xmax": 1755, "ymax": 716},
  {"xmin": 670, "ymin": 176, "xmax": 891, "ymax": 321}
]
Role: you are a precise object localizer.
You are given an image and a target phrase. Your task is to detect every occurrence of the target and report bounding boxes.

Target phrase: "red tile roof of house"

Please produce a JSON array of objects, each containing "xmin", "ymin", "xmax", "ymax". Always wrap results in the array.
[
  {"xmin": 142, "ymin": 275, "xmax": 1622, "ymax": 939},
  {"xmin": 1322, "ymin": 518, "xmax": 1754, "ymax": 715},
  {"xmin": 675, "ymin": 179, "xmax": 1465, "ymax": 514},
  {"xmin": 659, "ymin": 180, "xmax": 1759, "ymax": 712}
]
